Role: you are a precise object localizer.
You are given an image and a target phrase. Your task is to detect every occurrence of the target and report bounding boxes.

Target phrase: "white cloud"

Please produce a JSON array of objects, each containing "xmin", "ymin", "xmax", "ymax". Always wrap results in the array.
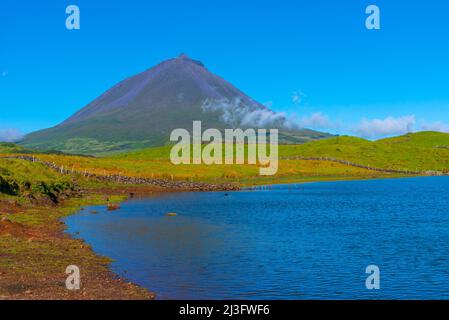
[
  {"xmin": 0, "ymin": 128, "xmax": 24, "ymax": 142},
  {"xmin": 355, "ymin": 115, "xmax": 416, "ymax": 139},
  {"xmin": 201, "ymin": 98, "xmax": 340, "ymax": 132},
  {"xmin": 201, "ymin": 98, "xmax": 300, "ymax": 130},
  {"xmin": 298, "ymin": 112, "xmax": 331, "ymax": 129},
  {"xmin": 292, "ymin": 90, "xmax": 306, "ymax": 105},
  {"xmin": 421, "ymin": 121, "xmax": 449, "ymax": 133},
  {"xmin": 201, "ymin": 98, "xmax": 449, "ymax": 139}
]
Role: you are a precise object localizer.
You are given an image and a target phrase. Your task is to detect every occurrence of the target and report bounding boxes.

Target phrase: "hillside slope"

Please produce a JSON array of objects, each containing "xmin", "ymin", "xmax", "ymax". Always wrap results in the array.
[{"xmin": 281, "ymin": 131, "xmax": 449, "ymax": 172}]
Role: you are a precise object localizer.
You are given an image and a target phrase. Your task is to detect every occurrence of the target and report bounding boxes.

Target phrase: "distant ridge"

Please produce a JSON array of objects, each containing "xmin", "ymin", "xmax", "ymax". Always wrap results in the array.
[{"xmin": 21, "ymin": 54, "xmax": 332, "ymax": 155}]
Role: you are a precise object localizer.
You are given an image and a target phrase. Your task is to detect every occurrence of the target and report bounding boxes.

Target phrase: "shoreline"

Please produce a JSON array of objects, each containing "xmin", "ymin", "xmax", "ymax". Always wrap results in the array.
[
  {"xmin": 241, "ymin": 173, "xmax": 442, "ymax": 189},
  {"xmin": 1, "ymin": 173, "xmax": 443, "ymax": 300},
  {"xmin": 0, "ymin": 186, "xmax": 159, "ymax": 300},
  {"xmin": 238, "ymin": 172, "xmax": 416, "ymax": 188}
]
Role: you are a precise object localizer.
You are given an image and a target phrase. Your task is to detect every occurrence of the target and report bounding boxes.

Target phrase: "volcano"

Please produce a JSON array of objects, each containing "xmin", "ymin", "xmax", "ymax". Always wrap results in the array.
[{"xmin": 21, "ymin": 54, "xmax": 331, "ymax": 155}]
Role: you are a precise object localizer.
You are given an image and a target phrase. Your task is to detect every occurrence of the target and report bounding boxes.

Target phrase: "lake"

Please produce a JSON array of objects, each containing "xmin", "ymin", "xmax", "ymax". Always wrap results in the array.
[{"xmin": 64, "ymin": 177, "xmax": 449, "ymax": 299}]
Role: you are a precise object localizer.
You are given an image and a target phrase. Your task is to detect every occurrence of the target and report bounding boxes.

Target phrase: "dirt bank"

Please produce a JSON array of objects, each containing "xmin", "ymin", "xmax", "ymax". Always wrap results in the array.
[{"xmin": 0, "ymin": 187, "xmax": 159, "ymax": 300}]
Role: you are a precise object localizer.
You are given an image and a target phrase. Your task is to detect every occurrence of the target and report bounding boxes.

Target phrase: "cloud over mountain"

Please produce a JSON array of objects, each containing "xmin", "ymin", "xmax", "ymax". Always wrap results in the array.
[
  {"xmin": 0, "ymin": 128, "xmax": 24, "ymax": 142},
  {"xmin": 201, "ymin": 98, "xmax": 299, "ymax": 130},
  {"xmin": 355, "ymin": 115, "xmax": 416, "ymax": 139}
]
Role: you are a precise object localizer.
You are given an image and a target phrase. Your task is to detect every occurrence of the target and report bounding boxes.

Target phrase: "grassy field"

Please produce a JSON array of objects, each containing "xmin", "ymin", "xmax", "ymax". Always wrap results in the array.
[
  {"xmin": 0, "ymin": 158, "xmax": 74, "ymax": 201},
  {"xmin": 4, "ymin": 131, "xmax": 444, "ymax": 187},
  {"xmin": 29, "ymin": 150, "xmax": 395, "ymax": 185},
  {"xmin": 281, "ymin": 131, "xmax": 449, "ymax": 172},
  {"xmin": 2, "ymin": 131, "xmax": 449, "ymax": 193}
]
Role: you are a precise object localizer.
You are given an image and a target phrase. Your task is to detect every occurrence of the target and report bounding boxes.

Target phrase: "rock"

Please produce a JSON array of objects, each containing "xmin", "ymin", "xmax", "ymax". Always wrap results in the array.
[
  {"xmin": 90, "ymin": 210, "xmax": 98, "ymax": 214},
  {"xmin": 107, "ymin": 203, "xmax": 120, "ymax": 211},
  {"xmin": 166, "ymin": 213, "xmax": 178, "ymax": 217}
]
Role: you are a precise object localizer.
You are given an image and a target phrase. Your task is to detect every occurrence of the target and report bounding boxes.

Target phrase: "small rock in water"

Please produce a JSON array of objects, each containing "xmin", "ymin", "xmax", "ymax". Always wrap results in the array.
[
  {"xmin": 166, "ymin": 213, "xmax": 178, "ymax": 217},
  {"xmin": 107, "ymin": 203, "xmax": 120, "ymax": 211},
  {"xmin": 90, "ymin": 210, "xmax": 98, "ymax": 214}
]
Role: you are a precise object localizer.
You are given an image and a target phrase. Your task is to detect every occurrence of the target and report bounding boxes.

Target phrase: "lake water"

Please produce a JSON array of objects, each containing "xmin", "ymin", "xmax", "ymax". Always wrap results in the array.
[{"xmin": 64, "ymin": 177, "xmax": 449, "ymax": 299}]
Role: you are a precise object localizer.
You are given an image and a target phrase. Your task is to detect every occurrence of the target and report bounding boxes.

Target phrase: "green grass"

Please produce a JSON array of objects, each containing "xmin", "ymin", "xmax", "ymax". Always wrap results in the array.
[
  {"xmin": 110, "ymin": 131, "xmax": 449, "ymax": 173},
  {"xmin": 23, "ymin": 137, "xmax": 155, "ymax": 157},
  {"xmin": 0, "ymin": 142, "xmax": 32, "ymax": 154},
  {"xmin": 3, "ymin": 131, "xmax": 449, "ymax": 195},
  {"xmin": 378, "ymin": 131, "xmax": 449, "ymax": 148},
  {"xmin": 280, "ymin": 132, "xmax": 449, "ymax": 172},
  {"xmin": 32, "ymin": 144, "xmax": 404, "ymax": 185},
  {"xmin": 0, "ymin": 158, "xmax": 75, "ymax": 200}
]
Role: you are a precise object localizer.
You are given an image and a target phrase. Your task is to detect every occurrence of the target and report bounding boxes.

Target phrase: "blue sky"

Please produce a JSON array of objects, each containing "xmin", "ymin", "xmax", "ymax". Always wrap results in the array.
[{"xmin": 1, "ymin": 0, "xmax": 449, "ymax": 140}]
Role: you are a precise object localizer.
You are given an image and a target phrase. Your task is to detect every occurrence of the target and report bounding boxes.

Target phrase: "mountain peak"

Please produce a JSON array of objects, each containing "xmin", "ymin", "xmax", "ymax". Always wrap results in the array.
[
  {"xmin": 175, "ymin": 53, "xmax": 205, "ymax": 67},
  {"xmin": 178, "ymin": 53, "xmax": 190, "ymax": 59},
  {"xmin": 21, "ymin": 55, "xmax": 332, "ymax": 154}
]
